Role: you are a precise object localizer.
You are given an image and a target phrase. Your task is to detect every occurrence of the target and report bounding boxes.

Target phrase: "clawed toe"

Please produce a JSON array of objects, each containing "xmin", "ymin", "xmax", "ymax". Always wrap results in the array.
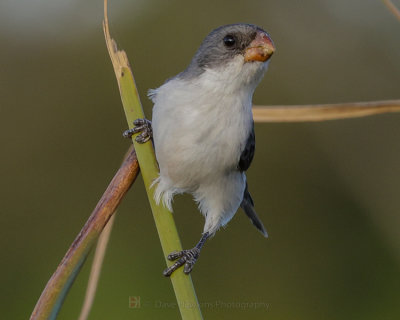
[
  {"xmin": 167, "ymin": 251, "xmax": 183, "ymax": 260},
  {"xmin": 123, "ymin": 118, "xmax": 152, "ymax": 143},
  {"xmin": 163, "ymin": 248, "xmax": 200, "ymax": 277}
]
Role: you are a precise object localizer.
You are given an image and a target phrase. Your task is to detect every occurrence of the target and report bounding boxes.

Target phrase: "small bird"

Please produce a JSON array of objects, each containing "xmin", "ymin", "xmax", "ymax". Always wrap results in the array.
[{"xmin": 125, "ymin": 23, "xmax": 275, "ymax": 276}]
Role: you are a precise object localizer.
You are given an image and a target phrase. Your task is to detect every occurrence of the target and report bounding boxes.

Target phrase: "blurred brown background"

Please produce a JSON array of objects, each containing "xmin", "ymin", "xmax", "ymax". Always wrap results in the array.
[{"xmin": 1, "ymin": 0, "xmax": 400, "ymax": 319}]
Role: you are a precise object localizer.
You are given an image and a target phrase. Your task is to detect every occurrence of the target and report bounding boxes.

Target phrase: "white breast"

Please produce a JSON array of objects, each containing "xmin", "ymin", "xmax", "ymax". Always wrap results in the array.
[{"xmin": 150, "ymin": 56, "xmax": 268, "ymax": 211}]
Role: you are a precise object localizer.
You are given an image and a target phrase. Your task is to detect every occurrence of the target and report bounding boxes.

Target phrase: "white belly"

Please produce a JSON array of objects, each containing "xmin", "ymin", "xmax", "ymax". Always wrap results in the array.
[{"xmin": 153, "ymin": 85, "xmax": 252, "ymax": 192}]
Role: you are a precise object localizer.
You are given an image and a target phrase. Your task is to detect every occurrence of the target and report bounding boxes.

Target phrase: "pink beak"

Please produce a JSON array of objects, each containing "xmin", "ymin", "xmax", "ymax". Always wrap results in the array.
[{"xmin": 244, "ymin": 30, "xmax": 275, "ymax": 62}]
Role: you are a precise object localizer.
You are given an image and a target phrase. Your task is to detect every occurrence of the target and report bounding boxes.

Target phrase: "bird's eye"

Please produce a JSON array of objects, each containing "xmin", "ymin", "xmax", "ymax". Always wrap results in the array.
[{"xmin": 223, "ymin": 35, "xmax": 236, "ymax": 47}]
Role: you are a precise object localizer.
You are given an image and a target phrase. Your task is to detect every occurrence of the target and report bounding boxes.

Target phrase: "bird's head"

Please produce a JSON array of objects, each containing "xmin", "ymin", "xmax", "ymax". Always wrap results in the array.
[{"xmin": 181, "ymin": 24, "xmax": 275, "ymax": 90}]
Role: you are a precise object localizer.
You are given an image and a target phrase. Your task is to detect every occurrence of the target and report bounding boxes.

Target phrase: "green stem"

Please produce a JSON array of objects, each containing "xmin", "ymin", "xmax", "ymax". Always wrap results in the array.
[
  {"xmin": 102, "ymin": 3, "xmax": 202, "ymax": 317},
  {"xmin": 116, "ymin": 64, "xmax": 204, "ymax": 320}
]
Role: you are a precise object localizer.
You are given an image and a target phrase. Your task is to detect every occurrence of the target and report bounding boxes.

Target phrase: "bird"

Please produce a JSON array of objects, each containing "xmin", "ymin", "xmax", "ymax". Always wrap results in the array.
[{"xmin": 124, "ymin": 23, "xmax": 275, "ymax": 276}]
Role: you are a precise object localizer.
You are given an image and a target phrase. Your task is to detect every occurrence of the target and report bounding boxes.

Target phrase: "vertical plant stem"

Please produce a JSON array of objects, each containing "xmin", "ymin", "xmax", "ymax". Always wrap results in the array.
[{"xmin": 103, "ymin": 1, "xmax": 203, "ymax": 319}]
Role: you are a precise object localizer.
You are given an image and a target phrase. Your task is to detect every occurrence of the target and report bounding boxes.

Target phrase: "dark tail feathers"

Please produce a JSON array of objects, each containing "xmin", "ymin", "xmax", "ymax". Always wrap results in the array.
[{"xmin": 240, "ymin": 185, "xmax": 268, "ymax": 237}]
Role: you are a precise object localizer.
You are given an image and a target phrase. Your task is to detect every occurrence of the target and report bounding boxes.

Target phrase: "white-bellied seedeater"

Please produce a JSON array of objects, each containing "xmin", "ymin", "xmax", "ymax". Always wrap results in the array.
[{"xmin": 124, "ymin": 23, "xmax": 275, "ymax": 276}]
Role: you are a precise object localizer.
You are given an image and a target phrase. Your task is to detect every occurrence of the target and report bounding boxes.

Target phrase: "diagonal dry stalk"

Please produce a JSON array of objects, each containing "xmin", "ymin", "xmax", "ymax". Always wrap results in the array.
[
  {"xmin": 30, "ymin": 146, "xmax": 139, "ymax": 320},
  {"xmin": 77, "ymin": 213, "xmax": 116, "ymax": 320},
  {"xmin": 383, "ymin": 0, "xmax": 400, "ymax": 21}
]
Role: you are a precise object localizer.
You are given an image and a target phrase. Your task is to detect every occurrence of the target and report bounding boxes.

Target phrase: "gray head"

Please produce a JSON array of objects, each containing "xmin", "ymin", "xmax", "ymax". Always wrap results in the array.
[{"xmin": 179, "ymin": 23, "xmax": 275, "ymax": 79}]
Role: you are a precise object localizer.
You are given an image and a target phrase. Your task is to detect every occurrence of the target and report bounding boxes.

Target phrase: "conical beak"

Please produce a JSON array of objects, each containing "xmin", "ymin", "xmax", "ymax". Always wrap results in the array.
[{"xmin": 244, "ymin": 30, "xmax": 275, "ymax": 62}]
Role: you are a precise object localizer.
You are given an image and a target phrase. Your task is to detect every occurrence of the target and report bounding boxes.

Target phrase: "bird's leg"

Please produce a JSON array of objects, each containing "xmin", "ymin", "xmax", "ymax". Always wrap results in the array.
[
  {"xmin": 163, "ymin": 232, "xmax": 210, "ymax": 277},
  {"xmin": 123, "ymin": 118, "xmax": 153, "ymax": 143}
]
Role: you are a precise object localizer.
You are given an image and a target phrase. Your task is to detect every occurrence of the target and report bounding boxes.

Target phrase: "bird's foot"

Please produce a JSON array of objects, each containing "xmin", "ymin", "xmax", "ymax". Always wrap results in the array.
[
  {"xmin": 163, "ymin": 247, "xmax": 201, "ymax": 277},
  {"xmin": 123, "ymin": 118, "xmax": 152, "ymax": 143}
]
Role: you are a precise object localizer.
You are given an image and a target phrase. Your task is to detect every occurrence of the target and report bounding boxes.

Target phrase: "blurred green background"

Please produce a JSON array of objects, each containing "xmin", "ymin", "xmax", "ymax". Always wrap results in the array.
[{"xmin": 1, "ymin": 0, "xmax": 400, "ymax": 319}]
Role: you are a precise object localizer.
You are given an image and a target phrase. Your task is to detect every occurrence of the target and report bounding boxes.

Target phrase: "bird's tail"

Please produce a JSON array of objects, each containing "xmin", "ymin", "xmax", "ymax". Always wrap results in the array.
[{"xmin": 240, "ymin": 185, "xmax": 268, "ymax": 237}]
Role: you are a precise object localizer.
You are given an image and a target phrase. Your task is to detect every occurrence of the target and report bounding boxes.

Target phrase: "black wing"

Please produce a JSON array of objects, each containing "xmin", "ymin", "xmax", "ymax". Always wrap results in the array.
[
  {"xmin": 240, "ymin": 184, "xmax": 268, "ymax": 237},
  {"xmin": 238, "ymin": 122, "xmax": 255, "ymax": 172}
]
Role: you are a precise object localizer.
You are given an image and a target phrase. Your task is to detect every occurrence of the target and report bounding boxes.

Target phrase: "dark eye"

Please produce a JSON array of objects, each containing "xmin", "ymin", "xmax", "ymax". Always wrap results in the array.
[{"xmin": 223, "ymin": 35, "xmax": 236, "ymax": 47}]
